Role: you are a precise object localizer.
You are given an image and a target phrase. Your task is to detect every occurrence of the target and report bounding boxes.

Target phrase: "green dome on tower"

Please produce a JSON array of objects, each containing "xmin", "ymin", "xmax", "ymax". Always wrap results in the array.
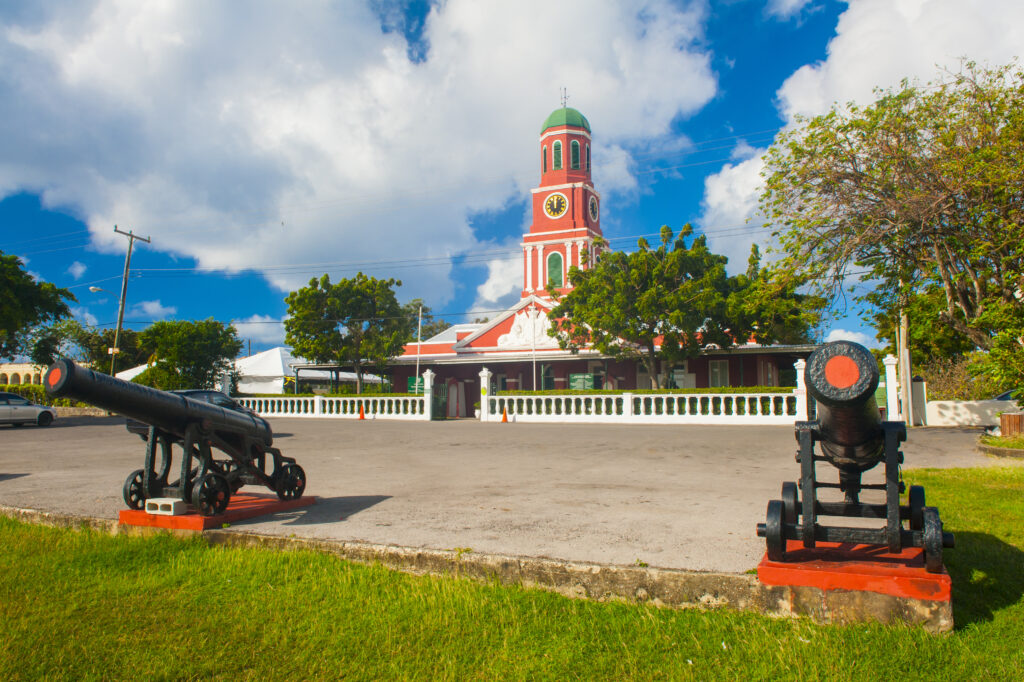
[{"xmin": 541, "ymin": 107, "xmax": 590, "ymax": 134}]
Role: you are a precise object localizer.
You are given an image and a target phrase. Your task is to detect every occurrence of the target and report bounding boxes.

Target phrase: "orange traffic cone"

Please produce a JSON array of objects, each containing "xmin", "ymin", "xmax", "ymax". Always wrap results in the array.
[
  {"xmin": 358, "ymin": 404, "xmax": 365, "ymax": 420},
  {"xmin": 501, "ymin": 407, "xmax": 508, "ymax": 423}
]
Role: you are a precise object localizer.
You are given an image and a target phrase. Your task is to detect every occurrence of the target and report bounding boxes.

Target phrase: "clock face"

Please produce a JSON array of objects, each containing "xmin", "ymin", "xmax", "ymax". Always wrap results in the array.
[
  {"xmin": 544, "ymin": 192, "xmax": 568, "ymax": 218},
  {"xmin": 588, "ymin": 195, "xmax": 599, "ymax": 222}
]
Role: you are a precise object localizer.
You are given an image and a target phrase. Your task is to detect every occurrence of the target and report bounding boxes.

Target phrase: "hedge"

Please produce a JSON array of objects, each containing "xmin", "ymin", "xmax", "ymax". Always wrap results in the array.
[{"xmin": 0, "ymin": 384, "xmax": 88, "ymax": 407}]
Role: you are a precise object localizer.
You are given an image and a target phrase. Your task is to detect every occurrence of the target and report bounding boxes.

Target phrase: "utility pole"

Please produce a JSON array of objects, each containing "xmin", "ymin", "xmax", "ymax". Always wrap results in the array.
[
  {"xmin": 110, "ymin": 226, "xmax": 151, "ymax": 376},
  {"xmin": 414, "ymin": 305, "xmax": 423, "ymax": 394}
]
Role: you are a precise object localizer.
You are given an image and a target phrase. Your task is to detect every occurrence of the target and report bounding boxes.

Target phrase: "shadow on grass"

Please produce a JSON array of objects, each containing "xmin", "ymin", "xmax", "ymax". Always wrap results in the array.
[
  {"xmin": 946, "ymin": 530, "xmax": 1024, "ymax": 629},
  {"xmin": 0, "ymin": 473, "xmax": 30, "ymax": 482}
]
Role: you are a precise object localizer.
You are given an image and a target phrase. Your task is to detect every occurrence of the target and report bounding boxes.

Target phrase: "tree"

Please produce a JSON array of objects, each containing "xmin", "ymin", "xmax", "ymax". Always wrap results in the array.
[
  {"xmin": 27, "ymin": 319, "xmax": 150, "ymax": 369},
  {"xmin": 0, "ymin": 250, "xmax": 75, "ymax": 359},
  {"xmin": 864, "ymin": 286, "xmax": 976, "ymax": 366},
  {"xmin": 548, "ymin": 225, "xmax": 817, "ymax": 388},
  {"xmin": 284, "ymin": 273, "xmax": 408, "ymax": 394},
  {"xmin": 761, "ymin": 61, "xmax": 1024, "ymax": 401},
  {"xmin": 135, "ymin": 319, "xmax": 242, "ymax": 390},
  {"xmin": 401, "ymin": 299, "xmax": 452, "ymax": 341}
]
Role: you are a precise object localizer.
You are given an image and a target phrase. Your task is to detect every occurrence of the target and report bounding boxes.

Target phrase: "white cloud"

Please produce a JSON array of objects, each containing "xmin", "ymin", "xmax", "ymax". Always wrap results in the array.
[
  {"xmin": 776, "ymin": 0, "xmax": 1024, "ymax": 123},
  {"xmin": 698, "ymin": 0, "xmax": 1024, "ymax": 271},
  {"xmin": 765, "ymin": 0, "xmax": 812, "ymax": 20},
  {"xmin": 70, "ymin": 306, "xmax": 98, "ymax": 326},
  {"xmin": 66, "ymin": 260, "xmax": 86, "ymax": 279},
  {"xmin": 473, "ymin": 243, "xmax": 523, "ymax": 312},
  {"xmin": 698, "ymin": 147, "xmax": 769, "ymax": 270},
  {"xmin": 1, "ymin": 0, "xmax": 717, "ymax": 307},
  {"xmin": 129, "ymin": 299, "xmax": 176, "ymax": 319},
  {"xmin": 824, "ymin": 328, "xmax": 878, "ymax": 348},
  {"xmin": 232, "ymin": 314, "xmax": 286, "ymax": 347}
]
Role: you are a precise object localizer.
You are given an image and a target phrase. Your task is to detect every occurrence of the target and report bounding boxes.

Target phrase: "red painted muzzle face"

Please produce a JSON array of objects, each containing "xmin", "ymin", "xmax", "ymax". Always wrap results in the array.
[{"xmin": 824, "ymin": 355, "xmax": 859, "ymax": 390}]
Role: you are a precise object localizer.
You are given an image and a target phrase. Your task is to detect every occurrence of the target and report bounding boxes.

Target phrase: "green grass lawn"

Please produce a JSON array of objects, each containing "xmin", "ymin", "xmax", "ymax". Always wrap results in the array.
[{"xmin": 2, "ymin": 467, "xmax": 1024, "ymax": 680}]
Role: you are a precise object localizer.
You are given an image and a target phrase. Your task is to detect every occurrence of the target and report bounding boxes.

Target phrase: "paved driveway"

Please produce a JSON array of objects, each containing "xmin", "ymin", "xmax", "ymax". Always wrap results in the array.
[{"xmin": 0, "ymin": 417, "xmax": 1012, "ymax": 572}]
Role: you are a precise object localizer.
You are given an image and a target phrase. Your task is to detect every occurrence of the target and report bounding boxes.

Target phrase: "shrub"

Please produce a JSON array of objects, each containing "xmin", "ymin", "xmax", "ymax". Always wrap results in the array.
[
  {"xmin": 918, "ymin": 354, "xmax": 1005, "ymax": 401},
  {"xmin": 0, "ymin": 384, "xmax": 81, "ymax": 407}
]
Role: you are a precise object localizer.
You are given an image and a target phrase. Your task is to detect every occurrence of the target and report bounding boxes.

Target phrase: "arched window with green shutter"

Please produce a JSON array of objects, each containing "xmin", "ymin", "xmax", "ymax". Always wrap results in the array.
[
  {"xmin": 547, "ymin": 252, "xmax": 564, "ymax": 288},
  {"xmin": 586, "ymin": 144, "xmax": 591, "ymax": 171},
  {"xmin": 542, "ymin": 146, "xmax": 547, "ymax": 173},
  {"xmin": 571, "ymin": 140, "xmax": 580, "ymax": 169},
  {"xmin": 553, "ymin": 141, "xmax": 562, "ymax": 170}
]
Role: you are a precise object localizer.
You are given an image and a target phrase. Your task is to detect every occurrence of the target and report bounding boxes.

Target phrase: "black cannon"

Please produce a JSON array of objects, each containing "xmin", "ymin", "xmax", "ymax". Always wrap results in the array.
[
  {"xmin": 756, "ymin": 341, "xmax": 954, "ymax": 572},
  {"xmin": 44, "ymin": 359, "xmax": 305, "ymax": 516}
]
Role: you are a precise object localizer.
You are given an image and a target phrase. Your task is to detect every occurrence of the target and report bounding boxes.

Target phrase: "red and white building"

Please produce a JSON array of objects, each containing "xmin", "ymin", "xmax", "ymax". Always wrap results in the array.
[{"xmin": 391, "ymin": 107, "xmax": 814, "ymax": 417}]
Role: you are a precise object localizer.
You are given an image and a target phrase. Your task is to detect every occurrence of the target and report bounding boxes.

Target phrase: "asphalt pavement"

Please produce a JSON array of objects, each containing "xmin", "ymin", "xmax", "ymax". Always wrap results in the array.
[{"xmin": 0, "ymin": 416, "xmax": 1013, "ymax": 573}]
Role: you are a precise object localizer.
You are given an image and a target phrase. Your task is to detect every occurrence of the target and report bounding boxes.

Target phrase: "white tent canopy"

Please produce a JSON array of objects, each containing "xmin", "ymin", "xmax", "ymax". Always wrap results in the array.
[
  {"xmin": 115, "ymin": 347, "xmax": 380, "ymax": 395},
  {"xmin": 236, "ymin": 347, "xmax": 380, "ymax": 395}
]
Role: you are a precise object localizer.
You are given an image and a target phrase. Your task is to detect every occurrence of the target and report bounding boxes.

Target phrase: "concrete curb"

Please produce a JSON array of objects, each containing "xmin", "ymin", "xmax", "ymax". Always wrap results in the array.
[
  {"xmin": 977, "ymin": 443, "xmax": 1024, "ymax": 459},
  {"xmin": 0, "ymin": 504, "xmax": 953, "ymax": 632}
]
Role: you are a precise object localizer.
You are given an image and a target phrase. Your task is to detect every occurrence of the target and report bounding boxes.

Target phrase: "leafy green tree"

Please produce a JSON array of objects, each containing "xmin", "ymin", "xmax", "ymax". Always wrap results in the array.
[
  {"xmin": 135, "ymin": 319, "xmax": 242, "ymax": 390},
  {"xmin": 284, "ymin": 273, "xmax": 408, "ymax": 394},
  {"xmin": 402, "ymin": 299, "xmax": 452, "ymax": 341},
  {"xmin": 27, "ymin": 319, "xmax": 150, "ymax": 369},
  {"xmin": 729, "ymin": 244, "xmax": 825, "ymax": 346},
  {"xmin": 865, "ymin": 286, "xmax": 976, "ymax": 366},
  {"xmin": 0, "ymin": 250, "xmax": 75, "ymax": 359},
  {"xmin": 77, "ymin": 326, "xmax": 149, "ymax": 369},
  {"xmin": 548, "ymin": 225, "xmax": 806, "ymax": 389},
  {"xmin": 760, "ymin": 61, "xmax": 1024, "ymax": 393}
]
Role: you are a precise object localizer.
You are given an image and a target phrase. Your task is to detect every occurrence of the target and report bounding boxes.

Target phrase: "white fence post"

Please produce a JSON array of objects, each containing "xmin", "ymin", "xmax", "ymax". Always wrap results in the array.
[
  {"xmin": 794, "ymin": 358, "xmax": 808, "ymax": 420},
  {"xmin": 623, "ymin": 393, "xmax": 634, "ymax": 417},
  {"xmin": 422, "ymin": 369, "xmax": 435, "ymax": 421},
  {"xmin": 883, "ymin": 355, "xmax": 900, "ymax": 421},
  {"xmin": 479, "ymin": 367, "xmax": 492, "ymax": 422}
]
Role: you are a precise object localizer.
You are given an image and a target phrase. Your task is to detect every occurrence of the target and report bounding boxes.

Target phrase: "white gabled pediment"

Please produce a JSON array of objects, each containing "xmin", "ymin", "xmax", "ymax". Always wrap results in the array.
[{"xmin": 454, "ymin": 295, "xmax": 560, "ymax": 351}]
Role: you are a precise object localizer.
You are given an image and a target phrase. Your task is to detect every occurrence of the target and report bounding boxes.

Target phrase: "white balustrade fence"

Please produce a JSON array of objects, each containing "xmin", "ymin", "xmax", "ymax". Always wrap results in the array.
[
  {"xmin": 482, "ymin": 391, "xmax": 800, "ymax": 425},
  {"xmin": 477, "ymin": 363, "xmax": 808, "ymax": 425},
  {"xmin": 239, "ymin": 392, "xmax": 431, "ymax": 421}
]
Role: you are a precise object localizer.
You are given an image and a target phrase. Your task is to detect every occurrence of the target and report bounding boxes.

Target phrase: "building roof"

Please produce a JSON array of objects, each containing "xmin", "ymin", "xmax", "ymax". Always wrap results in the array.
[
  {"xmin": 421, "ymin": 323, "xmax": 484, "ymax": 344},
  {"xmin": 541, "ymin": 107, "xmax": 590, "ymax": 134}
]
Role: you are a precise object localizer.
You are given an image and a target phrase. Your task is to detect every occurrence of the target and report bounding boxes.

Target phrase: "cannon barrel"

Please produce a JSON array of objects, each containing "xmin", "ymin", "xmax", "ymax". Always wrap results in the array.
[
  {"xmin": 44, "ymin": 359, "xmax": 272, "ymax": 447},
  {"xmin": 804, "ymin": 340, "xmax": 884, "ymax": 474}
]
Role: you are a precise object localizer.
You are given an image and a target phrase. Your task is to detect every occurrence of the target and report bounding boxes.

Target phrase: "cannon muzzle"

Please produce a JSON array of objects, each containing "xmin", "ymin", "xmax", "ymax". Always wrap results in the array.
[
  {"xmin": 44, "ymin": 359, "xmax": 272, "ymax": 447},
  {"xmin": 805, "ymin": 340, "xmax": 884, "ymax": 477}
]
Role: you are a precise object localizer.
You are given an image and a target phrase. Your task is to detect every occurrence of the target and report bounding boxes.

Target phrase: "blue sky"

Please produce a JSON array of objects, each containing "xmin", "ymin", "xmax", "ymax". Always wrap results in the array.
[{"xmin": 3, "ymin": 0, "xmax": 1022, "ymax": 356}]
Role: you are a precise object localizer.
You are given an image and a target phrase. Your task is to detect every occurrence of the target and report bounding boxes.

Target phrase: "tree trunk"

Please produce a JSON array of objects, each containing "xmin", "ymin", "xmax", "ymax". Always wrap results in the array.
[{"xmin": 645, "ymin": 348, "xmax": 661, "ymax": 389}]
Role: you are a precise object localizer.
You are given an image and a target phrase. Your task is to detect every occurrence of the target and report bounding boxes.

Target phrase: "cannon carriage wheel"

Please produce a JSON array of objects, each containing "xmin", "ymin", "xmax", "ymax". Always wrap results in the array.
[
  {"xmin": 781, "ymin": 481, "xmax": 799, "ymax": 525},
  {"xmin": 922, "ymin": 507, "xmax": 944, "ymax": 573},
  {"xmin": 192, "ymin": 473, "xmax": 231, "ymax": 516},
  {"xmin": 764, "ymin": 499, "xmax": 786, "ymax": 561},
  {"xmin": 274, "ymin": 463, "xmax": 306, "ymax": 501},
  {"xmin": 123, "ymin": 469, "xmax": 147, "ymax": 510},
  {"xmin": 908, "ymin": 485, "xmax": 926, "ymax": 531}
]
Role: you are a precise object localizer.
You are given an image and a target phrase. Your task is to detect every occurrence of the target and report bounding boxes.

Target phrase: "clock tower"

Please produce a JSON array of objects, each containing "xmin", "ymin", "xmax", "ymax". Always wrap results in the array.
[{"xmin": 522, "ymin": 106, "xmax": 602, "ymax": 299}]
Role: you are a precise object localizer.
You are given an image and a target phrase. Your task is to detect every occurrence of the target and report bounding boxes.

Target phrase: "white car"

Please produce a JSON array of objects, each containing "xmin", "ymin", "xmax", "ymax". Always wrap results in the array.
[{"xmin": 0, "ymin": 392, "xmax": 57, "ymax": 427}]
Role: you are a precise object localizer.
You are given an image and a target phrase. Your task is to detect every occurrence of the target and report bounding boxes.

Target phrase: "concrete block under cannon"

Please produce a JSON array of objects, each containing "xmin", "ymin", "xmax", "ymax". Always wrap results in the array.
[
  {"xmin": 756, "ymin": 340, "xmax": 954, "ymax": 572},
  {"xmin": 44, "ymin": 359, "xmax": 306, "ymax": 516}
]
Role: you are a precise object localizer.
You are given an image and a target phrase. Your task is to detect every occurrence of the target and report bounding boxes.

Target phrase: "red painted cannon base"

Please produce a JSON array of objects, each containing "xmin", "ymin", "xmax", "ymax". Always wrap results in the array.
[
  {"xmin": 757, "ymin": 540, "xmax": 951, "ymax": 602},
  {"xmin": 119, "ymin": 493, "xmax": 316, "ymax": 531}
]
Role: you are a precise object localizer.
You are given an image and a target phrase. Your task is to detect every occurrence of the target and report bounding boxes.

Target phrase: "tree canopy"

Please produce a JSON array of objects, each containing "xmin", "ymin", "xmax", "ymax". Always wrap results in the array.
[
  {"xmin": 760, "ymin": 61, "xmax": 1024, "ymax": 395},
  {"xmin": 284, "ymin": 273, "xmax": 408, "ymax": 393},
  {"xmin": 401, "ymin": 299, "xmax": 452, "ymax": 342},
  {"xmin": 547, "ymin": 225, "xmax": 820, "ymax": 388},
  {"xmin": 134, "ymin": 319, "xmax": 242, "ymax": 390},
  {"xmin": 28, "ymin": 319, "xmax": 149, "ymax": 369},
  {"xmin": 0, "ymin": 250, "xmax": 75, "ymax": 360}
]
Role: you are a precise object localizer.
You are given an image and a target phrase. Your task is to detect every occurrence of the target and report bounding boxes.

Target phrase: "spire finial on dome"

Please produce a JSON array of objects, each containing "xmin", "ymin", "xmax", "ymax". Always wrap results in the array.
[{"xmin": 560, "ymin": 87, "xmax": 569, "ymax": 108}]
